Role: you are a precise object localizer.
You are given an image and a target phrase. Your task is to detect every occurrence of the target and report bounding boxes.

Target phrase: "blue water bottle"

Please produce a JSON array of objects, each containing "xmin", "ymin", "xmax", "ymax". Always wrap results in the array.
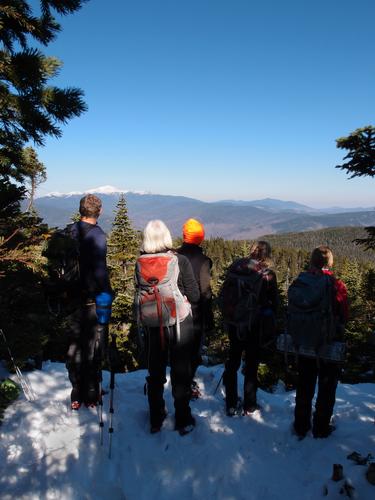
[{"xmin": 95, "ymin": 292, "xmax": 113, "ymax": 325}]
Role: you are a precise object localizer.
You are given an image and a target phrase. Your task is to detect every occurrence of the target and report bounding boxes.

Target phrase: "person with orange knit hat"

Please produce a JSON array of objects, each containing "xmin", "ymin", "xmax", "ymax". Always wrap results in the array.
[
  {"xmin": 178, "ymin": 218, "xmax": 214, "ymax": 399},
  {"xmin": 182, "ymin": 218, "xmax": 206, "ymax": 246}
]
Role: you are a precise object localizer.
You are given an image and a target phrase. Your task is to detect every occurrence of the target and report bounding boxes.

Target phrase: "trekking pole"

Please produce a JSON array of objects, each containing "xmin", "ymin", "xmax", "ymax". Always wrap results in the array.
[
  {"xmin": 95, "ymin": 292, "xmax": 113, "ymax": 447},
  {"xmin": 283, "ymin": 259, "xmax": 292, "ymax": 384},
  {"xmin": 0, "ymin": 329, "xmax": 36, "ymax": 402},
  {"xmin": 98, "ymin": 375, "xmax": 104, "ymax": 445},
  {"xmin": 213, "ymin": 371, "xmax": 224, "ymax": 395},
  {"xmin": 96, "ymin": 324, "xmax": 107, "ymax": 446},
  {"xmin": 108, "ymin": 333, "xmax": 118, "ymax": 459}
]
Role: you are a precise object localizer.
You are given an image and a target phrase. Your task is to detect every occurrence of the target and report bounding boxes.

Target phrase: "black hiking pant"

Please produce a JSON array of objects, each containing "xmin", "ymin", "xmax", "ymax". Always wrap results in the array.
[
  {"xmin": 191, "ymin": 313, "xmax": 204, "ymax": 381},
  {"xmin": 66, "ymin": 300, "xmax": 105, "ymax": 404},
  {"xmin": 145, "ymin": 315, "xmax": 194, "ymax": 429},
  {"xmin": 294, "ymin": 357, "xmax": 340, "ymax": 437},
  {"xmin": 223, "ymin": 325, "xmax": 261, "ymax": 411}
]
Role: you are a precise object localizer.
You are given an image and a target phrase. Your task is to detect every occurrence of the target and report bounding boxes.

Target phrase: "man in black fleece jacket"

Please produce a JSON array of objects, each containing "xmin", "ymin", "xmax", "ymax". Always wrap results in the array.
[
  {"xmin": 66, "ymin": 194, "xmax": 112, "ymax": 409},
  {"xmin": 178, "ymin": 218, "xmax": 213, "ymax": 397}
]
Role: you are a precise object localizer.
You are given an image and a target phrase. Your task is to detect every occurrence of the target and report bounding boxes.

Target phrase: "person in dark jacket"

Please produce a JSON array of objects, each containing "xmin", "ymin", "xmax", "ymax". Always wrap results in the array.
[
  {"xmin": 66, "ymin": 194, "xmax": 112, "ymax": 410},
  {"xmin": 222, "ymin": 241, "xmax": 278, "ymax": 416},
  {"xmin": 178, "ymin": 218, "xmax": 214, "ymax": 398},
  {"xmin": 136, "ymin": 219, "xmax": 200, "ymax": 435},
  {"xmin": 293, "ymin": 245, "xmax": 348, "ymax": 439}
]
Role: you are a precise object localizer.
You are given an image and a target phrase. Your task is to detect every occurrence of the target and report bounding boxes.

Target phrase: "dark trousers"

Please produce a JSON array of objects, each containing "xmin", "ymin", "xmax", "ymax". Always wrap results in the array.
[
  {"xmin": 146, "ymin": 316, "xmax": 194, "ymax": 428},
  {"xmin": 294, "ymin": 357, "xmax": 340, "ymax": 436},
  {"xmin": 223, "ymin": 325, "xmax": 260, "ymax": 411},
  {"xmin": 191, "ymin": 316, "xmax": 204, "ymax": 379},
  {"xmin": 66, "ymin": 301, "xmax": 103, "ymax": 403}
]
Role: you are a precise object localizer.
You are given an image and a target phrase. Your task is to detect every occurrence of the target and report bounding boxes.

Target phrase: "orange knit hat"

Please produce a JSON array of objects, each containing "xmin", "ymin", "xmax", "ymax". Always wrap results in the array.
[{"xmin": 182, "ymin": 218, "xmax": 205, "ymax": 245}]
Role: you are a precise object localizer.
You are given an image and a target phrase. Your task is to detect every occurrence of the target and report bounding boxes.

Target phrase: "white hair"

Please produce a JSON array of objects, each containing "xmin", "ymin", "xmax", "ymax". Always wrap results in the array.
[{"xmin": 141, "ymin": 219, "xmax": 173, "ymax": 254}]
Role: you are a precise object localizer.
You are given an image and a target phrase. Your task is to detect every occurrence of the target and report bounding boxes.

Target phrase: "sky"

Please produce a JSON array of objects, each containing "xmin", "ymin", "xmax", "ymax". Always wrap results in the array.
[{"xmin": 31, "ymin": 0, "xmax": 375, "ymax": 207}]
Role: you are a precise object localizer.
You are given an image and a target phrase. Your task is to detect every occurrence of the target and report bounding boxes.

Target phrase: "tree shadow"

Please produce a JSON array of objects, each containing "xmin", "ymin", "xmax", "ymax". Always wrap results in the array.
[{"xmin": 1, "ymin": 364, "xmax": 374, "ymax": 499}]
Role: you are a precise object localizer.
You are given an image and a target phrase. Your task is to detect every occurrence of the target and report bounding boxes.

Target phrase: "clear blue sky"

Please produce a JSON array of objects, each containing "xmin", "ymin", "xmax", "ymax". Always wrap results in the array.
[{"xmin": 33, "ymin": 0, "xmax": 375, "ymax": 207}]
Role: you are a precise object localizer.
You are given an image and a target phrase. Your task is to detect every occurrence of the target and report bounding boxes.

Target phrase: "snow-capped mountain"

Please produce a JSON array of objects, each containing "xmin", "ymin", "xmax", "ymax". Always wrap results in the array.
[
  {"xmin": 32, "ymin": 188, "xmax": 375, "ymax": 239},
  {"xmin": 41, "ymin": 185, "xmax": 149, "ymax": 198}
]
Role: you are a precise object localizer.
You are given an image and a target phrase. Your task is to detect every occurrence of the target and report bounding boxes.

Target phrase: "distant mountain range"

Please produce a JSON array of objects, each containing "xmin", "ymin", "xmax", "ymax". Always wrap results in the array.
[{"xmin": 33, "ymin": 186, "xmax": 375, "ymax": 239}]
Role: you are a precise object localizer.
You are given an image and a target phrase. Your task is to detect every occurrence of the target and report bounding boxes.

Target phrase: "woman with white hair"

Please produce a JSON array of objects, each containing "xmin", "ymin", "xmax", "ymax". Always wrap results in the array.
[{"xmin": 135, "ymin": 220, "xmax": 199, "ymax": 435}]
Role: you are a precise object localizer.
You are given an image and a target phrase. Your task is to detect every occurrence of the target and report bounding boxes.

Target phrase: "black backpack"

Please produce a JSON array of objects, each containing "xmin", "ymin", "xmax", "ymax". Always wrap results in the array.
[
  {"xmin": 220, "ymin": 258, "xmax": 265, "ymax": 337},
  {"xmin": 43, "ymin": 222, "xmax": 94, "ymax": 301},
  {"xmin": 287, "ymin": 271, "xmax": 336, "ymax": 354}
]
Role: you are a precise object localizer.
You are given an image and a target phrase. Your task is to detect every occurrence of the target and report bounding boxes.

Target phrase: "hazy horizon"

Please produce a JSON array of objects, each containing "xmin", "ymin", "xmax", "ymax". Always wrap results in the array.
[{"xmin": 36, "ymin": 184, "xmax": 374, "ymax": 210}]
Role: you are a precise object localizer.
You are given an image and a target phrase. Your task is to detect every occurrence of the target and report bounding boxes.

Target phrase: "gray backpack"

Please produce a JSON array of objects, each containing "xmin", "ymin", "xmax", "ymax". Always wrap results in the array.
[
  {"xmin": 135, "ymin": 252, "xmax": 191, "ymax": 344},
  {"xmin": 287, "ymin": 271, "xmax": 336, "ymax": 355}
]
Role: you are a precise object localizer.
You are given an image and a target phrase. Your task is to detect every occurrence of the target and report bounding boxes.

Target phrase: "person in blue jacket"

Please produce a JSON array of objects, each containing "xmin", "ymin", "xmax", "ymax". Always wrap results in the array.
[{"xmin": 66, "ymin": 194, "xmax": 112, "ymax": 409}]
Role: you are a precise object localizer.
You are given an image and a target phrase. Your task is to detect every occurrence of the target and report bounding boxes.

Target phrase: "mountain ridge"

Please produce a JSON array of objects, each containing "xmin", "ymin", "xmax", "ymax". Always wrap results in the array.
[{"xmin": 33, "ymin": 188, "xmax": 375, "ymax": 239}]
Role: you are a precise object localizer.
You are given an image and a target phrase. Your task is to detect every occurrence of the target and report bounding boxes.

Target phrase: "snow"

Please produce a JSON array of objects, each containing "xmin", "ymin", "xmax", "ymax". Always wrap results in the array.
[
  {"xmin": 42, "ymin": 186, "xmax": 150, "ymax": 198},
  {"xmin": 1, "ymin": 363, "xmax": 374, "ymax": 500}
]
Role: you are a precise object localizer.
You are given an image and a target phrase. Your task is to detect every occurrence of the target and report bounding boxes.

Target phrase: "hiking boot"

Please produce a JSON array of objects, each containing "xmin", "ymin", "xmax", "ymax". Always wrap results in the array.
[
  {"xmin": 71, "ymin": 401, "xmax": 81, "ymax": 411},
  {"xmin": 292, "ymin": 424, "xmax": 308, "ymax": 440},
  {"xmin": 71, "ymin": 386, "xmax": 81, "ymax": 403},
  {"xmin": 190, "ymin": 380, "xmax": 201, "ymax": 400},
  {"xmin": 176, "ymin": 416, "xmax": 196, "ymax": 436},
  {"xmin": 85, "ymin": 387, "xmax": 99, "ymax": 407},
  {"xmin": 178, "ymin": 423, "xmax": 195, "ymax": 436},
  {"xmin": 150, "ymin": 408, "xmax": 167, "ymax": 434},
  {"xmin": 313, "ymin": 424, "xmax": 336, "ymax": 439},
  {"xmin": 85, "ymin": 402, "xmax": 98, "ymax": 408},
  {"xmin": 226, "ymin": 398, "xmax": 243, "ymax": 417},
  {"xmin": 243, "ymin": 403, "xmax": 261, "ymax": 415}
]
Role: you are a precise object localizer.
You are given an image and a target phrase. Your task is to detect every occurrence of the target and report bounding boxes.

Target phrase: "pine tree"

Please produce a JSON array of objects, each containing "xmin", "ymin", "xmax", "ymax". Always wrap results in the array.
[
  {"xmin": 22, "ymin": 147, "xmax": 47, "ymax": 212},
  {"xmin": 336, "ymin": 126, "xmax": 375, "ymax": 250},
  {"xmin": 0, "ymin": 1, "xmax": 87, "ymax": 369},
  {"xmin": 107, "ymin": 194, "xmax": 140, "ymax": 369},
  {"xmin": 0, "ymin": 1, "xmax": 87, "ymax": 248}
]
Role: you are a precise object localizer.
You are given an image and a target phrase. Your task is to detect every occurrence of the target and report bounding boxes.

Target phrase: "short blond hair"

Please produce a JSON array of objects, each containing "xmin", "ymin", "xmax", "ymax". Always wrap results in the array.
[
  {"xmin": 79, "ymin": 194, "xmax": 102, "ymax": 218},
  {"xmin": 141, "ymin": 220, "xmax": 173, "ymax": 254},
  {"xmin": 310, "ymin": 245, "xmax": 334, "ymax": 269}
]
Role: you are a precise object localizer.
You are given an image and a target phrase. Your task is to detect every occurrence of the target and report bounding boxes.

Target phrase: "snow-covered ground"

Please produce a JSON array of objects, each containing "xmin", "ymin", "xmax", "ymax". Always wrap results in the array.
[{"xmin": 0, "ymin": 363, "xmax": 374, "ymax": 500}]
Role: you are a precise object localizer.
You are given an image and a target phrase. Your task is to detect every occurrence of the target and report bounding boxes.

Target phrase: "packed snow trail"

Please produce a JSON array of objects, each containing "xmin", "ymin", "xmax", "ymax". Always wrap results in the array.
[{"xmin": 0, "ymin": 362, "xmax": 374, "ymax": 500}]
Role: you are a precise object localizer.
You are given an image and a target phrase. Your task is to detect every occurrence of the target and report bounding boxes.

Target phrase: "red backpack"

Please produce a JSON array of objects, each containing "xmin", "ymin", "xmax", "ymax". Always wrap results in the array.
[{"xmin": 135, "ymin": 252, "xmax": 191, "ymax": 346}]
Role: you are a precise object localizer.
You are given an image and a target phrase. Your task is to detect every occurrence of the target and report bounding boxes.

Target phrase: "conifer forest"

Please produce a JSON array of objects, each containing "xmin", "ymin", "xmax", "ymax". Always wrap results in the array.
[{"xmin": 1, "ymin": 192, "xmax": 375, "ymax": 401}]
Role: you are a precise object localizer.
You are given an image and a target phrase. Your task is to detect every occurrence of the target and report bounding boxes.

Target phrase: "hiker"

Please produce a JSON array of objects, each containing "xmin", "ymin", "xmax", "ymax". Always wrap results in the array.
[
  {"xmin": 135, "ymin": 220, "xmax": 199, "ymax": 435},
  {"xmin": 178, "ymin": 218, "xmax": 214, "ymax": 399},
  {"xmin": 221, "ymin": 241, "xmax": 278, "ymax": 416},
  {"xmin": 291, "ymin": 245, "xmax": 348, "ymax": 439},
  {"xmin": 66, "ymin": 194, "xmax": 112, "ymax": 410}
]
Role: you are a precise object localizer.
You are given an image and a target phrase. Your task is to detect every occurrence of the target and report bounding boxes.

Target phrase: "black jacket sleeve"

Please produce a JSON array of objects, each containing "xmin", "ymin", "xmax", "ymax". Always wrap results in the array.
[
  {"xmin": 259, "ymin": 269, "xmax": 279, "ymax": 313},
  {"xmin": 199, "ymin": 257, "xmax": 213, "ymax": 301},
  {"xmin": 177, "ymin": 254, "xmax": 200, "ymax": 304}
]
